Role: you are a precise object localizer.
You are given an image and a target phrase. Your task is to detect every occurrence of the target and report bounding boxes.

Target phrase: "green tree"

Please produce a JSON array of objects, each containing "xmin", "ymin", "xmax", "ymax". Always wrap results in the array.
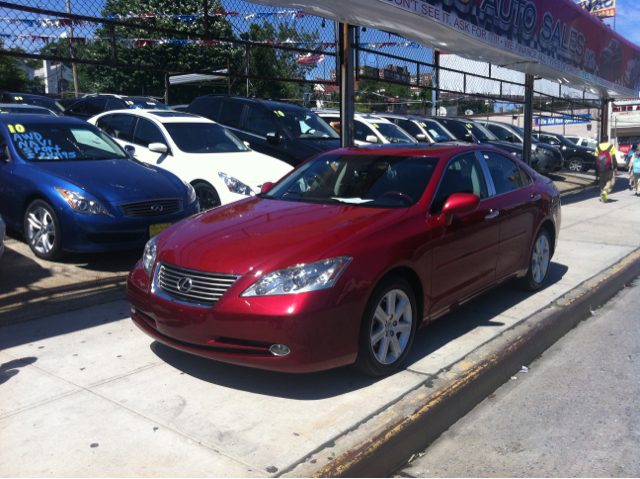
[{"xmin": 0, "ymin": 41, "xmax": 43, "ymax": 91}]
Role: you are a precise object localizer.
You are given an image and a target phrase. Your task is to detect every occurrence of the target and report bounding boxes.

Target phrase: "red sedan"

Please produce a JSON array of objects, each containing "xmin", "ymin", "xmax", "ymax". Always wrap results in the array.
[{"xmin": 127, "ymin": 145, "xmax": 561, "ymax": 376}]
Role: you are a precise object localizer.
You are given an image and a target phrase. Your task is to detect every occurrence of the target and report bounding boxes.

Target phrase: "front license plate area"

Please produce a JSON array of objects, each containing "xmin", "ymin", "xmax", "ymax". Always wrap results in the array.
[{"xmin": 150, "ymin": 223, "xmax": 171, "ymax": 237}]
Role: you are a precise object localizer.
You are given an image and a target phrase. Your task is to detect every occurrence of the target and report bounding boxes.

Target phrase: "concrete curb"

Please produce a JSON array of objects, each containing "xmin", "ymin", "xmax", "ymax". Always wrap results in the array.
[{"xmin": 303, "ymin": 249, "xmax": 640, "ymax": 478}]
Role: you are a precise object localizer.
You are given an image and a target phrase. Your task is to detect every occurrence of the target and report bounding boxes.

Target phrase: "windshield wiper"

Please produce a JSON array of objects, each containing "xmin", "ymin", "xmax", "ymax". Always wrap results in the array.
[
  {"xmin": 257, "ymin": 192, "xmax": 276, "ymax": 199},
  {"xmin": 331, "ymin": 197, "xmax": 374, "ymax": 204}
]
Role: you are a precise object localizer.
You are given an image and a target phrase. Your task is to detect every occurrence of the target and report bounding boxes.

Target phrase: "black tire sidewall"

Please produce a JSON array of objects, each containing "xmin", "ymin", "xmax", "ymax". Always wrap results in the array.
[
  {"xmin": 355, "ymin": 276, "xmax": 418, "ymax": 376},
  {"xmin": 24, "ymin": 199, "xmax": 63, "ymax": 260},
  {"xmin": 193, "ymin": 182, "xmax": 220, "ymax": 210}
]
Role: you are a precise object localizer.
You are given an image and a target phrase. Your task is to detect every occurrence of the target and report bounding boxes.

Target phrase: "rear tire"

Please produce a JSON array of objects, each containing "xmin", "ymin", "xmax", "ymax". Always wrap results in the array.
[
  {"xmin": 353, "ymin": 276, "xmax": 417, "ymax": 377},
  {"xmin": 24, "ymin": 199, "xmax": 63, "ymax": 260},
  {"xmin": 519, "ymin": 228, "xmax": 551, "ymax": 291},
  {"xmin": 193, "ymin": 182, "xmax": 221, "ymax": 211}
]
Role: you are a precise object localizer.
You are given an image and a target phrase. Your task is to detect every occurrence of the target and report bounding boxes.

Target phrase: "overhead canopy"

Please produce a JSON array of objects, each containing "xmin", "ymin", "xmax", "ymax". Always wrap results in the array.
[{"xmin": 248, "ymin": 0, "xmax": 640, "ymax": 99}]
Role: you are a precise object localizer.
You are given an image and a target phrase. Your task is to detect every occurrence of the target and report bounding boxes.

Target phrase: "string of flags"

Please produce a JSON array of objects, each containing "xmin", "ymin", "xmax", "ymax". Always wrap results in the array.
[{"xmin": 0, "ymin": 33, "xmax": 422, "ymax": 50}]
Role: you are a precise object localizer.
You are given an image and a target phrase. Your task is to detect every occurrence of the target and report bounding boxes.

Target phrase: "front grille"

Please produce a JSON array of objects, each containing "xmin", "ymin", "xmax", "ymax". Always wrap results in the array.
[
  {"xmin": 119, "ymin": 199, "xmax": 182, "ymax": 217},
  {"xmin": 156, "ymin": 262, "xmax": 238, "ymax": 306}
]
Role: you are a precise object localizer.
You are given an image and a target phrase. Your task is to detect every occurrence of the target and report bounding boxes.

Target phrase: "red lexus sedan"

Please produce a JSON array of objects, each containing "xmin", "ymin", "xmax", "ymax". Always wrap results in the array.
[{"xmin": 128, "ymin": 145, "xmax": 561, "ymax": 376}]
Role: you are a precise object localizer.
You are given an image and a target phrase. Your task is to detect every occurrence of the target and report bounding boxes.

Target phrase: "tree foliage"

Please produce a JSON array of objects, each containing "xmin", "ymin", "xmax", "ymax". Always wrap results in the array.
[{"xmin": 0, "ymin": 40, "xmax": 42, "ymax": 91}]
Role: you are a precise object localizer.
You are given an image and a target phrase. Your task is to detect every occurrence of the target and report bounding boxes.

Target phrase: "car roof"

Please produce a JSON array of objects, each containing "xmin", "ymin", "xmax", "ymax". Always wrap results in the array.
[
  {"xmin": 95, "ymin": 109, "xmax": 214, "ymax": 124},
  {"xmin": 0, "ymin": 114, "xmax": 87, "ymax": 125},
  {"xmin": 316, "ymin": 111, "xmax": 393, "ymax": 123},
  {"xmin": 0, "ymin": 103, "xmax": 50, "ymax": 109},
  {"xmin": 196, "ymin": 95, "xmax": 313, "ymax": 113},
  {"xmin": 325, "ymin": 143, "xmax": 505, "ymax": 157},
  {"xmin": 3, "ymin": 92, "xmax": 54, "ymax": 100}
]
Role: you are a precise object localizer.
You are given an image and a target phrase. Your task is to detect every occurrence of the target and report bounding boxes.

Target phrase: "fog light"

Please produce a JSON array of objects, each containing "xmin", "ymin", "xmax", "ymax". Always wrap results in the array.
[{"xmin": 269, "ymin": 344, "xmax": 291, "ymax": 357}]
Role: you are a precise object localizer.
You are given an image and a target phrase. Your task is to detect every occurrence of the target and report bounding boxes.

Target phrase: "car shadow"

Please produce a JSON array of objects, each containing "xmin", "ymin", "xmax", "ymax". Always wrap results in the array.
[
  {"xmin": 0, "ymin": 243, "xmax": 52, "ymax": 296},
  {"xmin": 151, "ymin": 341, "xmax": 383, "ymax": 400},
  {"xmin": 0, "ymin": 356, "xmax": 37, "ymax": 385},
  {"xmin": 149, "ymin": 262, "xmax": 569, "ymax": 397}
]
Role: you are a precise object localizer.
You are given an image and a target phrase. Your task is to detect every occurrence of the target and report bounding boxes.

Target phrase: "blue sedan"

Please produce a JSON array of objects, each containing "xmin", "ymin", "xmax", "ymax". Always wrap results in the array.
[{"xmin": 0, "ymin": 114, "xmax": 199, "ymax": 259}]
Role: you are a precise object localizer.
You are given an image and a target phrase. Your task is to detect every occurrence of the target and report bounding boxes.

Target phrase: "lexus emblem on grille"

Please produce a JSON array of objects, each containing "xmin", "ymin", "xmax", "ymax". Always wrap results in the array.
[
  {"xmin": 177, "ymin": 277, "xmax": 193, "ymax": 293},
  {"xmin": 151, "ymin": 205, "xmax": 164, "ymax": 213}
]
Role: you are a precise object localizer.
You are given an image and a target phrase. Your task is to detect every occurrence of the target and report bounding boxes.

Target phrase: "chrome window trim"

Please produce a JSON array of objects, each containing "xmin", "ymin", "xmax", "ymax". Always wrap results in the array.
[
  {"xmin": 476, "ymin": 150, "xmax": 528, "ymax": 199},
  {"xmin": 428, "ymin": 150, "xmax": 492, "ymax": 214},
  {"xmin": 475, "ymin": 151, "xmax": 497, "ymax": 197}
]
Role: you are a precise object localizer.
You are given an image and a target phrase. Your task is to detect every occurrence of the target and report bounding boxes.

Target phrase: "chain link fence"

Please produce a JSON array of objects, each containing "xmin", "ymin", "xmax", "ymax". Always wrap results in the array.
[{"xmin": 1, "ymin": 0, "xmax": 602, "ymax": 130}]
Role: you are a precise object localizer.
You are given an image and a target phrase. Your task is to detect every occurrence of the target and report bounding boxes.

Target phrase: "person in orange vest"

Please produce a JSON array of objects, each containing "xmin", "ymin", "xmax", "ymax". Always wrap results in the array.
[{"xmin": 595, "ymin": 134, "xmax": 618, "ymax": 203}]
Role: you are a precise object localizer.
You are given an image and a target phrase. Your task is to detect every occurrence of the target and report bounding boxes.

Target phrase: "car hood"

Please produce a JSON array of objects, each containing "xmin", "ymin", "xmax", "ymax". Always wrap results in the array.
[
  {"xmin": 30, "ymin": 159, "xmax": 182, "ymax": 203},
  {"xmin": 156, "ymin": 197, "xmax": 408, "ymax": 276}
]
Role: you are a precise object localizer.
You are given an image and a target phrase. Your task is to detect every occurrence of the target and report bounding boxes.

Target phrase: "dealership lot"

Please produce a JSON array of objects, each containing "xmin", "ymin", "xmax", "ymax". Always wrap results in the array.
[{"xmin": 1, "ymin": 174, "xmax": 638, "ymax": 477}]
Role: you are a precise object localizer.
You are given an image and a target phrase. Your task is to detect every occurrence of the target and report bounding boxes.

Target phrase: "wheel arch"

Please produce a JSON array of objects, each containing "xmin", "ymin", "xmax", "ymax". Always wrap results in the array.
[
  {"xmin": 539, "ymin": 219, "xmax": 557, "ymax": 258},
  {"xmin": 22, "ymin": 192, "xmax": 56, "ymax": 227}
]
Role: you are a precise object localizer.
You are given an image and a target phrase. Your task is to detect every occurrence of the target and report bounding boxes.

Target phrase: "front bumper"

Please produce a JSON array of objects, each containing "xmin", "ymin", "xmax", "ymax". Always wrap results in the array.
[
  {"xmin": 58, "ymin": 201, "xmax": 199, "ymax": 252},
  {"xmin": 126, "ymin": 260, "xmax": 362, "ymax": 373}
]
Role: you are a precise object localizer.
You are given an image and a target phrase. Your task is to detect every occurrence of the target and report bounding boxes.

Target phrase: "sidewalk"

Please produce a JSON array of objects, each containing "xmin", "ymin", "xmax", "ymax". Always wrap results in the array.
[{"xmin": 1, "ymin": 176, "xmax": 639, "ymax": 477}]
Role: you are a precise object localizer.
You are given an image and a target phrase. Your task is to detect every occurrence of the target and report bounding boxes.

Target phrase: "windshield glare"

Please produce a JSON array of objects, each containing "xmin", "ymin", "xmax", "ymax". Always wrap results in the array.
[
  {"xmin": 125, "ymin": 99, "xmax": 171, "ymax": 110},
  {"xmin": 6, "ymin": 122, "xmax": 128, "ymax": 161},
  {"xmin": 266, "ymin": 153, "xmax": 439, "ymax": 208},
  {"xmin": 164, "ymin": 122, "xmax": 248, "ymax": 153},
  {"xmin": 373, "ymin": 123, "xmax": 415, "ymax": 143},
  {"xmin": 275, "ymin": 109, "xmax": 339, "ymax": 140}
]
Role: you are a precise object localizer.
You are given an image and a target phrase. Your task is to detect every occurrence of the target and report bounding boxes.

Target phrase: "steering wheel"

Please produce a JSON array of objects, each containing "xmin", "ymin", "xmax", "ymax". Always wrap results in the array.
[{"xmin": 380, "ymin": 191, "xmax": 413, "ymax": 203}]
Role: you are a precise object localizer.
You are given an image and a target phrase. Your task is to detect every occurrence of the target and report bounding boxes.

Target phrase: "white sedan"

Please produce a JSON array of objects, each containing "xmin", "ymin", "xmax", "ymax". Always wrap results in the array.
[{"xmin": 88, "ymin": 110, "xmax": 293, "ymax": 210}]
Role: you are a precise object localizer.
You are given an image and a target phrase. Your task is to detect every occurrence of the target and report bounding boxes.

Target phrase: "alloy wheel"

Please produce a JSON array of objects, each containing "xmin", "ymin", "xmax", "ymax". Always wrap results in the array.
[
  {"xmin": 531, "ymin": 234, "xmax": 550, "ymax": 284},
  {"xmin": 194, "ymin": 184, "xmax": 220, "ymax": 211},
  {"xmin": 27, "ymin": 207, "xmax": 56, "ymax": 254},
  {"xmin": 369, "ymin": 289, "xmax": 413, "ymax": 365},
  {"xmin": 568, "ymin": 160, "xmax": 583, "ymax": 172}
]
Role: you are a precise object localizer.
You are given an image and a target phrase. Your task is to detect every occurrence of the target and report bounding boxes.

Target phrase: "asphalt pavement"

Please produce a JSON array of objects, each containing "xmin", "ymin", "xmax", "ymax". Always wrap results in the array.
[{"xmin": 401, "ymin": 276, "xmax": 640, "ymax": 478}]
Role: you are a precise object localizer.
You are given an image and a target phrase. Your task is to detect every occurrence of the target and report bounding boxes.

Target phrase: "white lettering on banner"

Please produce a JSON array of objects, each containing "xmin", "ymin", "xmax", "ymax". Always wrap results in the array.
[{"xmin": 380, "ymin": 0, "xmax": 638, "ymax": 97}]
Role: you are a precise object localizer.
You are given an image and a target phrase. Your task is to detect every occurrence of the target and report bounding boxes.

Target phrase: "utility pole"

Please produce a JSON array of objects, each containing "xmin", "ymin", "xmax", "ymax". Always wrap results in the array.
[{"xmin": 67, "ymin": 0, "xmax": 79, "ymax": 97}]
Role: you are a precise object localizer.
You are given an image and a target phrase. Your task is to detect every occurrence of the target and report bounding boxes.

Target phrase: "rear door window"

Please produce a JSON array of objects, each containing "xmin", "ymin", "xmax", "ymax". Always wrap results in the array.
[
  {"xmin": 105, "ymin": 114, "xmax": 137, "ymax": 142},
  {"xmin": 218, "ymin": 101, "xmax": 244, "ymax": 128}
]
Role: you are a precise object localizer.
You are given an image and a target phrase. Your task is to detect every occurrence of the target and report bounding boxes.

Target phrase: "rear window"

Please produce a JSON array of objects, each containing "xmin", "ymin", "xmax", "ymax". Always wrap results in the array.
[{"xmin": 187, "ymin": 98, "xmax": 222, "ymax": 120}]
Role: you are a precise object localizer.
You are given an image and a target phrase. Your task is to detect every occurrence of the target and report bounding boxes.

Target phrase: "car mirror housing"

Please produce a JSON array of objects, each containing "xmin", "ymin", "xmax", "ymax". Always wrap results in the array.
[
  {"xmin": 415, "ymin": 134, "xmax": 427, "ymax": 142},
  {"xmin": 124, "ymin": 145, "xmax": 135, "ymax": 157},
  {"xmin": 266, "ymin": 132, "xmax": 281, "ymax": 145},
  {"xmin": 148, "ymin": 143, "xmax": 168, "ymax": 154},
  {"xmin": 261, "ymin": 182, "xmax": 274, "ymax": 193},
  {"xmin": 365, "ymin": 135, "xmax": 379, "ymax": 144},
  {"xmin": 505, "ymin": 135, "xmax": 515, "ymax": 143},
  {"xmin": 442, "ymin": 193, "xmax": 480, "ymax": 225},
  {"xmin": 463, "ymin": 133, "xmax": 475, "ymax": 143}
]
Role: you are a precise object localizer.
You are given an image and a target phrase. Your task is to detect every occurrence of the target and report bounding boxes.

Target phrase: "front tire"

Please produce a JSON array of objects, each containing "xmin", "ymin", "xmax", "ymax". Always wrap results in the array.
[
  {"xmin": 193, "ymin": 182, "xmax": 221, "ymax": 211},
  {"xmin": 24, "ymin": 199, "xmax": 63, "ymax": 260},
  {"xmin": 354, "ymin": 276, "xmax": 417, "ymax": 376},
  {"xmin": 567, "ymin": 158, "xmax": 587, "ymax": 172},
  {"xmin": 519, "ymin": 228, "xmax": 551, "ymax": 291}
]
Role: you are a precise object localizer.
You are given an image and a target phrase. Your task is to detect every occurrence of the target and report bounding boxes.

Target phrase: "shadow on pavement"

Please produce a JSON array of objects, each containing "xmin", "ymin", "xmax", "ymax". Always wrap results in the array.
[
  {"xmin": 0, "ymin": 244, "xmax": 52, "ymax": 296},
  {"xmin": 151, "ymin": 341, "xmax": 382, "ymax": 400},
  {"xmin": 0, "ymin": 356, "xmax": 37, "ymax": 385}
]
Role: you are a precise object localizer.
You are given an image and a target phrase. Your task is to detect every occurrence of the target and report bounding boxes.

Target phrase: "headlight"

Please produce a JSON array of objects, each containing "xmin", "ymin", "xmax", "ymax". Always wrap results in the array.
[
  {"xmin": 219, "ymin": 172, "xmax": 255, "ymax": 196},
  {"xmin": 241, "ymin": 256, "xmax": 352, "ymax": 297},
  {"xmin": 562, "ymin": 146, "xmax": 567, "ymax": 150},
  {"xmin": 183, "ymin": 180, "xmax": 197, "ymax": 205},
  {"xmin": 55, "ymin": 188, "xmax": 110, "ymax": 215},
  {"xmin": 142, "ymin": 236, "xmax": 157, "ymax": 276}
]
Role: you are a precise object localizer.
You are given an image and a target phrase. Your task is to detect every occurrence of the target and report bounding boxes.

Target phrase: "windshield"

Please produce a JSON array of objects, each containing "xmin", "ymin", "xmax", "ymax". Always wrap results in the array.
[
  {"xmin": 372, "ymin": 123, "xmax": 415, "ymax": 144},
  {"xmin": 0, "ymin": 106, "xmax": 54, "ymax": 116},
  {"xmin": 467, "ymin": 122, "xmax": 497, "ymax": 141},
  {"xmin": 124, "ymin": 98, "xmax": 171, "ymax": 110},
  {"xmin": 275, "ymin": 109, "xmax": 339, "ymax": 140},
  {"xmin": 14, "ymin": 96, "xmax": 63, "ymax": 114},
  {"xmin": 264, "ymin": 153, "xmax": 439, "ymax": 208},
  {"xmin": 422, "ymin": 120, "xmax": 454, "ymax": 142},
  {"xmin": 6, "ymin": 122, "xmax": 128, "ymax": 161},
  {"xmin": 511, "ymin": 125, "xmax": 539, "ymax": 143},
  {"xmin": 164, "ymin": 122, "xmax": 248, "ymax": 153}
]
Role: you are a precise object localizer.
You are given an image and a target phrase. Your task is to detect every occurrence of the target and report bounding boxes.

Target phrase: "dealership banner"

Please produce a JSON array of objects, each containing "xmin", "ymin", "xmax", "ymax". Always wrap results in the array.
[{"xmin": 577, "ymin": 0, "xmax": 616, "ymax": 19}]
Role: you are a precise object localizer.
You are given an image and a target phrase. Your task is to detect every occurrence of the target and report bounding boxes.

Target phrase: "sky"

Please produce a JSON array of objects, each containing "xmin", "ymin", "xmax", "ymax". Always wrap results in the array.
[{"xmin": 600, "ymin": 0, "xmax": 640, "ymax": 47}]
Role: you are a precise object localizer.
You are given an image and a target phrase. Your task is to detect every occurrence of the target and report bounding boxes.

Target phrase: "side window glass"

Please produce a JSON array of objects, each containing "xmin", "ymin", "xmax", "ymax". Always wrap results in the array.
[
  {"xmin": 354, "ymin": 121, "xmax": 375, "ymax": 142},
  {"xmin": 439, "ymin": 120, "xmax": 468, "ymax": 140},
  {"xmin": 67, "ymin": 101, "xmax": 86, "ymax": 114},
  {"xmin": 245, "ymin": 106, "xmax": 277, "ymax": 136},
  {"xmin": 96, "ymin": 115, "xmax": 112, "ymax": 132},
  {"xmin": 187, "ymin": 98, "xmax": 222, "ymax": 120},
  {"xmin": 487, "ymin": 124, "xmax": 510, "ymax": 141},
  {"xmin": 218, "ymin": 101, "xmax": 243, "ymax": 128},
  {"xmin": 397, "ymin": 119, "xmax": 422, "ymax": 138},
  {"xmin": 133, "ymin": 118, "xmax": 166, "ymax": 148},
  {"xmin": 483, "ymin": 152, "xmax": 524, "ymax": 194},
  {"xmin": 431, "ymin": 153, "xmax": 488, "ymax": 214},
  {"xmin": 105, "ymin": 114, "xmax": 137, "ymax": 142},
  {"xmin": 84, "ymin": 99, "xmax": 107, "ymax": 116},
  {"xmin": 520, "ymin": 167, "xmax": 532, "ymax": 186},
  {"xmin": 105, "ymin": 100, "xmax": 124, "ymax": 111}
]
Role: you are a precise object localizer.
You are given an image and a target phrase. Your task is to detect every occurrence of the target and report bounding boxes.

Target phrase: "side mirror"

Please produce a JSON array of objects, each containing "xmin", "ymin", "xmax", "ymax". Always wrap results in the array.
[
  {"xmin": 243, "ymin": 141, "xmax": 250, "ymax": 148},
  {"xmin": 261, "ymin": 182, "xmax": 274, "ymax": 193},
  {"xmin": 463, "ymin": 133, "xmax": 475, "ymax": 143},
  {"xmin": 365, "ymin": 135, "xmax": 379, "ymax": 144},
  {"xmin": 266, "ymin": 132, "xmax": 282, "ymax": 145},
  {"xmin": 441, "ymin": 193, "xmax": 480, "ymax": 225},
  {"xmin": 148, "ymin": 142, "xmax": 168, "ymax": 154},
  {"xmin": 415, "ymin": 134, "xmax": 427, "ymax": 142},
  {"xmin": 124, "ymin": 145, "xmax": 135, "ymax": 157},
  {"xmin": 505, "ymin": 135, "xmax": 515, "ymax": 143}
]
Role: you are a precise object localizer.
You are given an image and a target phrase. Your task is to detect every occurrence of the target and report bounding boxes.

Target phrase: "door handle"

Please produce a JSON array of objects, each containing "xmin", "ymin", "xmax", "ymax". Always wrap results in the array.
[
  {"xmin": 531, "ymin": 194, "xmax": 542, "ymax": 202},
  {"xmin": 485, "ymin": 210, "xmax": 499, "ymax": 220}
]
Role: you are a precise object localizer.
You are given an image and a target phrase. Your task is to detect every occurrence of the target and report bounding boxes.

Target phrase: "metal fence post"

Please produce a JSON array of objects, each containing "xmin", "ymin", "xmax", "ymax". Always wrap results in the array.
[
  {"xmin": 433, "ymin": 50, "xmax": 440, "ymax": 116},
  {"xmin": 523, "ymin": 73, "xmax": 535, "ymax": 166},
  {"xmin": 339, "ymin": 23, "xmax": 355, "ymax": 148}
]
